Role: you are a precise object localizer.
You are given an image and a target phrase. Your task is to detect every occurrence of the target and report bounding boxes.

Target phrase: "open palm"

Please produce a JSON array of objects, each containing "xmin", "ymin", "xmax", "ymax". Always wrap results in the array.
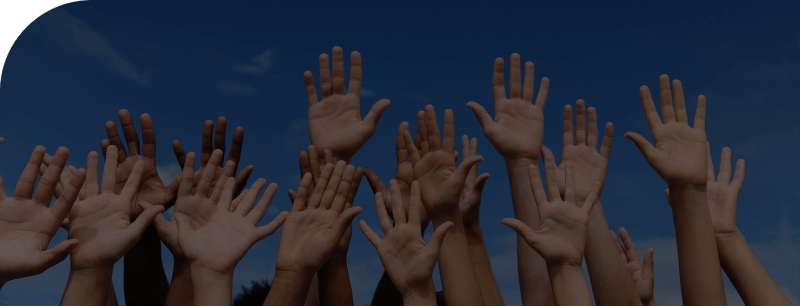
[
  {"xmin": 0, "ymin": 146, "xmax": 83, "ymax": 281},
  {"xmin": 467, "ymin": 54, "xmax": 549, "ymax": 161},
  {"xmin": 625, "ymin": 75, "xmax": 707, "ymax": 186},
  {"xmin": 305, "ymin": 46, "xmax": 390, "ymax": 161}
]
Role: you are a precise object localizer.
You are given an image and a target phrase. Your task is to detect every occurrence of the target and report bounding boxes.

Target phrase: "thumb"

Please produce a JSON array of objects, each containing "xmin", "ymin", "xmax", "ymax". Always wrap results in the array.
[
  {"xmin": 363, "ymin": 99, "xmax": 391, "ymax": 129},
  {"xmin": 474, "ymin": 173, "xmax": 490, "ymax": 193},
  {"xmin": 140, "ymin": 201, "xmax": 173, "ymax": 240},
  {"xmin": 466, "ymin": 102, "xmax": 494, "ymax": 131},
  {"xmin": 501, "ymin": 218, "xmax": 538, "ymax": 249},
  {"xmin": 128, "ymin": 204, "xmax": 165, "ymax": 240},
  {"xmin": 643, "ymin": 248, "xmax": 655, "ymax": 282},
  {"xmin": 624, "ymin": 132, "xmax": 657, "ymax": 159},
  {"xmin": 331, "ymin": 206, "xmax": 363, "ymax": 244},
  {"xmin": 288, "ymin": 189, "xmax": 297, "ymax": 203},
  {"xmin": 31, "ymin": 239, "xmax": 79, "ymax": 274},
  {"xmin": 425, "ymin": 221, "xmax": 453, "ymax": 258},
  {"xmin": 455, "ymin": 155, "xmax": 484, "ymax": 183},
  {"xmin": 362, "ymin": 168, "xmax": 386, "ymax": 195}
]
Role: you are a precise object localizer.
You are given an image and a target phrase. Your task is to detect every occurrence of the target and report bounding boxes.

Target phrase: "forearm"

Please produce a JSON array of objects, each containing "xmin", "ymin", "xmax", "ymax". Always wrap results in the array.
[
  {"xmin": 61, "ymin": 267, "xmax": 113, "ymax": 306},
  {"xmin": 371, "ymin": 271, "xmax": 404, "ymax": 306},
  {"xmin": 547, "ymin": 264, "xmax": 593, "ymax": 306},
  {"xmin": 190, "ymin": 266, "xmax": 232, "ymax": 306},
  {"xmin": 506, "ymin": 159, "xmax": 555, "ymax": 306},
  {"xmin": 668, "ymin": 186, "xmax": 725, "ymax": 306},
  {"xmin": 164, "ymin": 259, "xmax": 193, "ymax": 306},
  {"xmin": 264, "ymin": 270, "xmax": 315, "ymax": 306},
  {"xmin": 432, "ymin": 211, "xmax": 485, "ymax": 306},
  {"xmin": 105, "ymin": 283, "xmax": 118, "ymax": 306},
  {"xmin": 318, "ymin": 255, "xmax": 354, "ymax": 306},
  {"xmin": 124, "ymin": 225, "xmax": 169, "ymax": 305},
  {"xmin": 465, "ymin": 222, "xmax": 506, "ymax": 306},
  {"xmin": 584, "ymin": 201, "xmax": 642, "ymax": 306},
  {"xmin": 304, "ymin": 273, "xmax": 320, "ymax": 306},
  {"xmin": 716, "ymin": 231, "xmax": 792, "ymax": 305}
]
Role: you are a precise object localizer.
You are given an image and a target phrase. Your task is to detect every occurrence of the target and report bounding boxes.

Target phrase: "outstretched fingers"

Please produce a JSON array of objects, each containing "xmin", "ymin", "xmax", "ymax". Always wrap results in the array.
[{"xmin": 246, "ymin": 181, "xmax": 278, "ymax": 224}]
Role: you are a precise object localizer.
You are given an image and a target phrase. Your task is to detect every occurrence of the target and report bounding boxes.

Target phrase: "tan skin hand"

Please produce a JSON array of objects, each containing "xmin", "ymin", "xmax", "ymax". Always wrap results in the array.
[
  {"xmin": 612, "ymin": 228, "xmax": 656, "ymax": 305},
  {"xmin": 467, "ymin": 54, "xmax": 550, "ymax": 161},
  {"xmin": 666, "ymin": 146, "xmax": 744, "ymax": 235},
  {"xmin": 553, "ymin": 100, "xmax": 613, "ymax": 202},
  {"xmin": 305, "ymin": 46, "xmax": 391, "ymax": 161},
  {"xmin": 360, "ymin": 181, "xmax": 453, "ymax": 297},
  {"xmin": 101, "ymin": 110, "xmax": 179, "ymax": 217},
  {"xmin": 458, "ymin": 135, "xmax": 490, "ymax": 224},
  {"xmin": 402, "ymin": 105, "xmax": 483, "ymax": 218},
  {"xmin": 624, "ymin": 76, "xmax": 708, "ymax": 187},
  {"xmin": 68, "ymin": 148, "xmax": 165, "ymax": 270},
  {"xmin": 0, "ymin": 146, "xmax": 84, "ymax": 282}
]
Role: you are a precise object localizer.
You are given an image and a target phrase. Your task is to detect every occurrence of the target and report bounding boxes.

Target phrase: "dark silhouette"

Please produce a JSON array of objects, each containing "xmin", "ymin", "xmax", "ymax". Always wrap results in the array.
[{"xmin": 233, "ymin": 279, "xmax": 271, "ymax": 306}]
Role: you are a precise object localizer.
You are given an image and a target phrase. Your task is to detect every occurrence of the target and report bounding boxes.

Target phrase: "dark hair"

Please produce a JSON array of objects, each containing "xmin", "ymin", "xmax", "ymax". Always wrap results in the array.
[{"xmin": 233, "ymin": 279, "xmax": 271, "ymax": 306}]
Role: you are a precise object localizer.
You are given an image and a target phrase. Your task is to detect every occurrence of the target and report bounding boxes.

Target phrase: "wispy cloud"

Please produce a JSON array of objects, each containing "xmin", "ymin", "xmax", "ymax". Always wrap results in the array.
[
  {"xmin": 282, "ymin": 119, "xmax": 308, "ymax": 153},
  {"xmin": 43, "ymin": 9, "xmax": 149, "ymax": 84},
  {"xmin": 234, "ymin": 49, "xmax": 279, "ymax": 79},
  {"xmin": 157, "ymin": 163, "xmax": 182, "ymax": 185},
  {"xmin": 216, "ymin": 80, "xmax": 259, "ymax": 97}
]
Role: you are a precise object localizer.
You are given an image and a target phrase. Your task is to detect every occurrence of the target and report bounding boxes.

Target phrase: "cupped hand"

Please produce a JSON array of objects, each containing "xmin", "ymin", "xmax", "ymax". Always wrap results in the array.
[
  {"xmin": 276, "ymin": 162, "xmax": 363, "ymax": 276},
  {"xmin": 612, "ymin": 228, "xmax": 655, "ymax": 305},
  {"xmin": 360, "ymin": 180, "xmax": 452, "ymax": 297},
  {"xmin": 101, "ymin": 109, "xmax": 179, "ymax": 216},
  {"xmin": 467, "ymin": 53, "xmax": 549, "ymax": 162},
  {"xmin": 502, "ymin": 151, "xmax": 600, "ymax": 268},
  {"xmin": 402, "ymin": 105, "xmax": 483, "ymax": 220},
  {"xmin": 305, "ymin": 46, "xmax": 391, "ymax": 162},
  {"xmin": 68, "ymin": 147, "xmax": 164, "ymax": 270},
  {"xmin": 625, "ymin": 75, "xmax": 708, "ymax": 187},
  {"xmin": 171, "ymin": 116, "xmax": 254, "ymax": 197},
  {"xmin": 0, "ymin": 146, "xmax": 84, "ymax": 282},
  {"xmin": 553, "ymin": 100, "xmax": 613, "ymax": 203}
]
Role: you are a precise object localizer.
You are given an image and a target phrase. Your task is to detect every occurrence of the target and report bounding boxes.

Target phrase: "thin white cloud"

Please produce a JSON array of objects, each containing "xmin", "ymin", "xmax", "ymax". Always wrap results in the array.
[
  {"xmin": 282, "ymin": 119, "xmax": 307, "ymax": 153},
  {"xmin": 216, "ymin": 80, "xmax": 259, "ymax": 97},
  {"xmin": 42, "ymin": 9, "xmax": 149, "ymax": 84},
  {"xmin": 157, "ymin": 163, "xmax": 182, "ymax": 185},
  {"xmin": 233, "ymin": 49, "xmax": 278, "ymax": 79}
]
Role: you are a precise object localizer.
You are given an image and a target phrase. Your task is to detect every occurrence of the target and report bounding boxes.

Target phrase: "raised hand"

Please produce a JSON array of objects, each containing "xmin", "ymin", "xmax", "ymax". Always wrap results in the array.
[
  {"xmin": 0, "ymin": 146, "xmax": 84, "ymax": 285},
  {"xmin": 305, "ymin": 46, "xmax": 391, "ymax": 162},
  {"xmin": 101, "ymin": 109, "xmax": 179, "ymax": 216},
  {"xmin": 172, "ymin": 116, "xmax": 254, "ymax": 197},
  {"xmin": 67, "ymin": 147, "xmax": 165, "ymax": 270},
  {"xmin": 458, "ymin": 135, "xmax": 490, "ymax": 224},
  {"xmin": 667, "ymin": 146, "xmax": 744, "ymax": 236},
  {"xmin": 360, "ymin": 180, "xmax": 453, "ymax": 304},
  {"xmin": 612, "ymin": 228, "xmax": 656, "ymax": 306},
  {"xmin": 553, "ymin": 100, "xmax": 613, "ymax": 202},
  {"xmin": 401, "ymin": 105, "xmax": 483, "ymax": 219},
  {"xmin": 467, "ymin": 53, "xmax": 549, "ymax": 162},
  {"xmin": 502, "ymin": 152, "xmax": 600, "ymax": 268},
  {"xmin": 275, "ymin": 161, "xmax": 363, "ymax": 276},
  {"xmin": 625, "ymin": 75, "xmax": 707, "ymax": 187}
]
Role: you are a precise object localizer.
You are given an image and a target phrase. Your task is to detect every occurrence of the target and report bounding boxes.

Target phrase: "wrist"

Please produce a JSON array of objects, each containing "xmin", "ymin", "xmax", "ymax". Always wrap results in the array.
[
  {"xmin": 321, "ymin": 253, "xmax": 348, "ymax": 272},
  {"xmin": 401, "ymin": 280, "xmax": 437, "ymax": 305},
  {"xmin": 546, "ymin": 260, "xmax": 583, "ymax": 277},
  {"xmin": 69, "ymin": 265, "xmax": 113, "ymax": 282},
  {"xmin": 190, "ymin": 265, "xmax": 233, "ymax": 286},
  {"xmin": 273, "ymin": 268, "xmax": 314, "ymax": 288},
  {"xmin": 430, "ymin": 208, "xmax": 462, "ymax": 226},
  {"xmin": 463, "ymin": 221, "xmax": 484, "ymax": 243},
  {"xmin": 505, "ymin": 157, "xmax": 539, "ymax": 170}
]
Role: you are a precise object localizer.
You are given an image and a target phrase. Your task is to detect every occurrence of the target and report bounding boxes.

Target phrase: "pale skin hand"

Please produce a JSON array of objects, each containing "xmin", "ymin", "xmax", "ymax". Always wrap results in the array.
[
  {"xmin": 0, "ymin": 146, "xmax": 84, "ymax": 286},
  {"xmin": 67, "ymin": 147, "xmax": 165, "ymax": 271},
  {"xmin": 172, "ymin": 116, "xmax": 254, "ymax": 197},
  {"xmin": 360, "ymin": 180, "xmax": 452, "ymax": 306},
  {"xmin": 502, "ymin": 157, "xmax": 600, "ymax": 306},
  {"xmin": 612, "ymin": 229, "xmax": 656, "ymax": 306},
  {"xmin": 101, "ymin": 109, "xmax": 179, "ymax": 216},
  {"xmin": 458, "ymin": 135, "xmax": 490, "ymax": 224},
  {"xmin": 305, "ymin": 46, "xmax": 391, "ymax": 162}
]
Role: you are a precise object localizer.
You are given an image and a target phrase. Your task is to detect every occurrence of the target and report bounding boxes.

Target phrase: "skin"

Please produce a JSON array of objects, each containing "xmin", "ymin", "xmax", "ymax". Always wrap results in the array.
[
  {"xmin": 666, "ymin": 147, "xmax": 792, "ymax": 305},
  {"xmin": 402, "ymin": 105, "xmax": 485, "ymax": 306},
  {"xmin": 60, "ymin": 148, "xmax": 164, "ymax": 306},
  {"xmin": 0, "ymin": 146, "xmax": 84, "ymax": 288},
  {"xmin": 304, "ymin": 46, "xmax": 391, "ymax": 163},
  {"xmin": 264, "ymin": 164, "xmax": 363, "ymax": 306},
  {"xmin": 502, "ymin": 156, "xmax": 600, "ymax": 306},
  {"xmin": 611, "ymin": 229, "xmax": 657, "ymax": 306},
  {"xmin": 467, "ymin": 53, "xmax": 554, "ymax": 306},
  {"xmin": 151, "ymin": 151, "xmax": 288, "ymax": 306},
  {"xmin": 550, "ymin": 100, "xmax": 641, "ymax": 306},
  {"xmin": 360, "ymin": 181, "xmax": 453, "ymax": 306},
  {"xmin": 625, "ymin": 75, "xmax": 725, "ymax": 306}
]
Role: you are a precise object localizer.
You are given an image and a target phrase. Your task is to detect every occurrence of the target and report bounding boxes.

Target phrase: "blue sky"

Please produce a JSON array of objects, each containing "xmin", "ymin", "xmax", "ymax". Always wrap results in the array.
[{"xmin": 0, "ymin": 1, "xmax": 798, "ymax": 305}]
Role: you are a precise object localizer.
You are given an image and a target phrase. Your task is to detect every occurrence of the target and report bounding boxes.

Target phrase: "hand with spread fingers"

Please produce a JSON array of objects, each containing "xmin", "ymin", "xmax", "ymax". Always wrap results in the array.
[
  {"xmin": 553, "ymin": 100, "xmax": 613, "ymax": 203},
  {"xmin": 172, "ymin": 116, "xmax": 254, "ymax": 197},
  {"xmin": 458, "ymin": 135, "xmax": 490, "ymax": 225},
  {"xmin": 360, "ymin": 181, "xmax": 453, "ymax": 306},
  {"xmin": 61, "ymin": 147, "xmax": 165, "ymax": 306},
  {"xmin": 502, "ymin": 152, "xmax": 599, "ymax": 306},
  {"xmin": 304, "ymin": 46, "xmax": 391, "ymax": 162},
  {"xmin": 467, "ymin": 53, "xmax": 549, "ymax": 162},
  {"xmin": 611, "ymin": 229, "xmax": 656, "ymax": 306},
  {"xmin": 0, "ymin": 146, "xmax": 85, "ymax": 287},
  {"xmin": 401, "ymin": 105, "xmax": 483, "ymax": 219},
  {"xmin": 101, "ymin": 109, "xmax": 179, "ymax": 215}
]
